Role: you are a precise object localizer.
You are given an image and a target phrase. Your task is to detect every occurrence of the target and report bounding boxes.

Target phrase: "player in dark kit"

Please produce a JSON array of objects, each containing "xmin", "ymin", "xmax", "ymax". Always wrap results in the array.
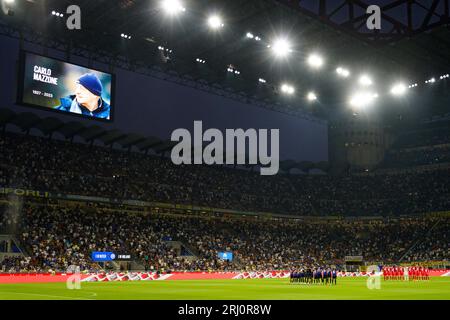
[
  {"xmin": 290, "ymin": 270, "xmax": 298, "ymax": 283},
  {"xmin": 332, "ymin": 269, "xmax": 337, "ymax": 285},
  {"xmin": 313, "ymin": 269, "xmax": 318, "ymax": 284},
  {"xmin": 289, "ymin": 266, "xmax": 340, "ymax": 286},
  {"xmin": 306, "ymin": 268, "xmax": 312, "ymax": 285},
  {"xmin": 326, "ymin": 269, "xmax": 332, "ymax": 285}
]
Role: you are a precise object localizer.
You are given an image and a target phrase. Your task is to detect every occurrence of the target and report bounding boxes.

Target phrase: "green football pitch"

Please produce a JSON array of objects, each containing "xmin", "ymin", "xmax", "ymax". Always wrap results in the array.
[{"xmin": 0, "ymin": 278, "xmax": 449, "ymax": 300}]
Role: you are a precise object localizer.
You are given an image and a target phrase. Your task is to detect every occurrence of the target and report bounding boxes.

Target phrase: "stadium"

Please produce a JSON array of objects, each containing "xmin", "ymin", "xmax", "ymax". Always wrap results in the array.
[{"xmin": 0, "ymin": 0, "xmax": 449, "ymax": 304}]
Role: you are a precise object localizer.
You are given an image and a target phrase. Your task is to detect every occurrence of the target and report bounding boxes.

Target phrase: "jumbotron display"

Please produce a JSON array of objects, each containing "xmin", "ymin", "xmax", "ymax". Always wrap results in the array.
[{"xmin": 17, "ymin": 51, "xmax": 114, "ymax": 121}]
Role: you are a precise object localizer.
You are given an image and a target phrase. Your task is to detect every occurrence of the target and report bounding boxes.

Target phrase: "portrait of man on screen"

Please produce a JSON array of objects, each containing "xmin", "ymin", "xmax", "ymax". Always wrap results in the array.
[{"xmin": 56, "ymin": 73, "xmax": 111, "ymax": 120}]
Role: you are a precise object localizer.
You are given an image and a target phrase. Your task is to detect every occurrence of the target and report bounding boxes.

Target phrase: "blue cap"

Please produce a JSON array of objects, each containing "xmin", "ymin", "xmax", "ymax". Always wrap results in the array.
[{"xmin": 77, "ymin": 73, "xmax": 103, "ymax": 97}]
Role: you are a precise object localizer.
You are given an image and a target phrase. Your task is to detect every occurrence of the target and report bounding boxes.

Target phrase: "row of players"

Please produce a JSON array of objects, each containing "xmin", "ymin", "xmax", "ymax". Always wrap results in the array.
[
  {"xmin": 290, "ymin": 266, "xmax": 431, "ymax": 285},
  {"xmin": 290, "ymin": 269, "xmax": 338, "ymax": 285},
  {"xmin": 383, "ymin": 266, "xmax": 430, "ymax": 281}
]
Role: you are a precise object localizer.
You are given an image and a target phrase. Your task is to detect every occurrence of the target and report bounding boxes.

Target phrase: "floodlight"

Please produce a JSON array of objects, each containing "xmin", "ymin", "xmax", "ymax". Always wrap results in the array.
[
  {"xmin": 208, "ymin": 15, "xmax": 224, "ymax": 29},
  {"xmin": 359, "ymin": 75, "xmax": 373, "ymax": 87},
  {"xmin": 281, "ymin": 84, "xmax": 295, "ymax": 95},
  {"xmin": 307, "ymin": 92, "xmax": 317, "ymax": 101},
  {"xmin": 349, "ymin": 91, "xmax": 378, "ymax": 109},
  {"xmin": 307, "ymin": 54, "xmax": 324, "ymax": 69},
  {"xmin": 391, "ymin": 83, "xmax": 407, "ymax": 96},
  {"xmin": 336, "ymin": 67, "xmax": 350, "ymax": 78},
  {"xmin": 161, "ymin": 0, "xmax": 185, "ymax": 15},
  {"xmin": 271, "ymin": 38, "xmax": 292, "ymax": 58}
]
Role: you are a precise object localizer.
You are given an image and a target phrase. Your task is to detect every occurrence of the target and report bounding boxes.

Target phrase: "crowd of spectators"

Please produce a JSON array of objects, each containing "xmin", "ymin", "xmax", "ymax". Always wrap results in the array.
[
  {"xmin": 0, "ymin": 133, "xmax": 311, "ymax": 215},
  {"xmin": 382, "ymin": 146, "xmax": 450, "ymax": 168},
  {"xmin": 0, "ymin": 204, "xmax": 448, "ymax": 273},
  {"xmin": 1, "ymin": 130, "xmax": 449, "ymax": 273},
  {"xmin": 404, "ymin": 218, "xmax": 450, "ymax": 262},
  {"xmin": 381, "ymin": 124, "xmax": 450, "ymax": 169},
  {"xmin": 1, "ymin": 133, "xmax": 450, "ymax": 217},
  {"xmin": 0, "ymin": 256, "xmax": 31, "ymax": 272},
  {"xmin": 392, "ymin": 126, "xmax": 450, "ymax": 149},
  {"xmin": 291, "ymin": 171, "xmax": 450, "ymax": 216}
]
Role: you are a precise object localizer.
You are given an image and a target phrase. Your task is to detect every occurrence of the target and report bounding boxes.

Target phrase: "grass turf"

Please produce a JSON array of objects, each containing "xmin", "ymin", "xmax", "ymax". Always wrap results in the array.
[{"xmin": 0, "ymin": 277, "xmax": 449, "ymax": 300}]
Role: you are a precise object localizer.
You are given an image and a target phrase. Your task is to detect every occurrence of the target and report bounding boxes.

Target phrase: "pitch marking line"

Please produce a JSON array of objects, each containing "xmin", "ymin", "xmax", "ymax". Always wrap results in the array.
[{"xmin": 0, "ymin": 291, "xmax": 98, "ymax": 300}]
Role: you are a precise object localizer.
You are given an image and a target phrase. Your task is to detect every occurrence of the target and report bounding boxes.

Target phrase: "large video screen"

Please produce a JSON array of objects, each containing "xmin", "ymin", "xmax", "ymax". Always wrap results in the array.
[{"xmin": 17, "ymin": 51, "xmax": 114, "ymax": 121}]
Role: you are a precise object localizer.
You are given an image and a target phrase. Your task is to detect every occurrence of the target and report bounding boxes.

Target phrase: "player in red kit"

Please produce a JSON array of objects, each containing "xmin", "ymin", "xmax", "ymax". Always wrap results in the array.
[{"xmin": 383, "ymin": 267, "xmax": 388, "ymax": 281}]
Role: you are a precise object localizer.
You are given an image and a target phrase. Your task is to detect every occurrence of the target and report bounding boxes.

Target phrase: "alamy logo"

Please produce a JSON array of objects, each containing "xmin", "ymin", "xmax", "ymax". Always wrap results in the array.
[
  {"xmin": 366, "ymin": 265, "xmax": 382, "ymax": 290},
  {"xmin": 66, "ymin": 5, "xmax": 81, "ymax": 30},
  {"xmin": 171, "ymin": 121, "xmax": 280, "ymax": 176},
  {"xmin": 367, "ymin": 5, "xmax": 381, "ymax": 30},
  {"xmin": 66, "ymin": 265, "xmax": 81, "ymax": 290}
]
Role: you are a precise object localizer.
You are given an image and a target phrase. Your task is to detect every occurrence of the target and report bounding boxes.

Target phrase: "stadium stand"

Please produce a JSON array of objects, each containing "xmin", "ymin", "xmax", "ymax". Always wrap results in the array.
[
  {"xmin": 1, "ymin": 130, "xmax": 450, "ymax": 217},
  {"xmin": 1, "ymin": 202, "xmax": 448, "ymax": 273},
  {"xmin": 0, "ymin": 128, "xmax": 449, "ymax": 273},
  {"xmin": 380, "ymin": 120, "xmax": 450, "ymax": 169}
]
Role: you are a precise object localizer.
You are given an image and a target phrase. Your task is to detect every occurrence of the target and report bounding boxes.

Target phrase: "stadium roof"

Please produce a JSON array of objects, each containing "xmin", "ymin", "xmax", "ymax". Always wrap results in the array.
[
  {"xmin": 0, "ymin": 108, "xmax": 167, "ymax": 153},
  {"xmin": 119, "ymin": 134, "xmax": 147, "ymax": 150},
  {"xmin": 1, "ymin": 0, "xmax": 449, "ymax": 120},
  {"xmin": 136, "ymin": 137, "xmax": 164, "ymax": 152},
  {"xmin": 0, "ymin": 108, "xmax": 330, "ymax": 173},
  {"xmin": 59, "ymin": 121, "xmax": 87, "ymax": 140}
]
